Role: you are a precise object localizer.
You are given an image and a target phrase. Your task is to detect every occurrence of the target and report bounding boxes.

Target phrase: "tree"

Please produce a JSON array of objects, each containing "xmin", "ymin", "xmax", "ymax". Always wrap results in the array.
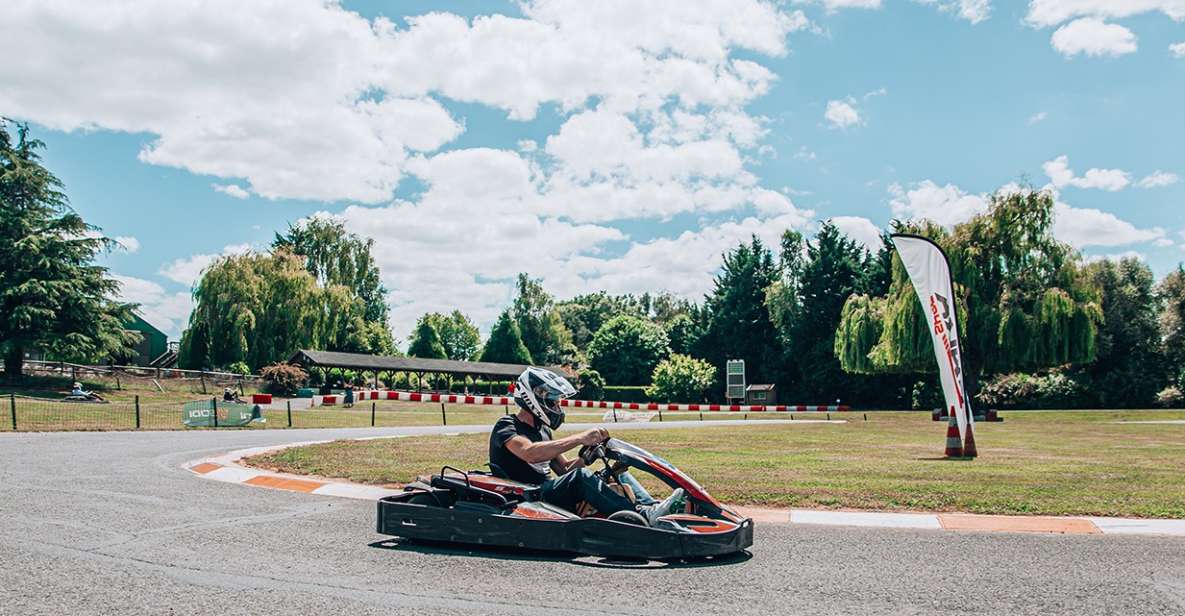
[
  {"xmin": 782, "ymin": 223, "xmax": 879, "ymax": 401},
  {"xmin": 415, "ymin": 311, "xmax": 480, "ymax": 361},
  {"xmin": 407, "ymin": 319, "xmax": 447, "ymax": 359},
  {"xmin": 480, "ymin": 310, "xmax": 533, "ymax": 365},
  {"xmin": 0, "ymin": 121, "xmax": 138, "ymax": 378},
  {"xmin": 646, "ymin": 354, "xmax": 716, "ymax": 403},
  {"xmin": 273, "ymin": 217, "xmax": 393, "ymax": 353},
  {"xmin": 1082, "ymin": 258, "xmax": 1163, "ymax": 407},
  {"xmin": 557, "ymin": 291, "xmax": 645, "ymax": 352},
  {"xmin": 1159, "ymin": 266, "xmax": 1185, "ymax": 390},
  {"xmin": 587, "ymin": 315, "xmax": 670, "ymax": 385},
  {"xmin": 696, "ymin": 236, "xmax": 781, "ymax": 387},
  {"xmin": 511, "ymin": 274, "xmax": 574, "ymax": 365},
  {"xmin": 179, "ymin": 251, "xmax": 324, "ymax": 370},
  {"xmin": 663, "ymin": 313, "xmax": 700, "ymax": 355},
  {"xmin": 835, "ymin": 189, "xmax": 1101, "ymax": 400}
]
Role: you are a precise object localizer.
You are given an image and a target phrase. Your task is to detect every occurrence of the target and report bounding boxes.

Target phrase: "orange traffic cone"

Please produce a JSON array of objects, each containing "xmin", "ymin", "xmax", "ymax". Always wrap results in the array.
[
  {"xmin": 944, "ymin": 409, "xmax": 963, "ymax": 458},
  {"xmin": 962, "ymin": 416, "xmax": 978, "ymax": 458}
]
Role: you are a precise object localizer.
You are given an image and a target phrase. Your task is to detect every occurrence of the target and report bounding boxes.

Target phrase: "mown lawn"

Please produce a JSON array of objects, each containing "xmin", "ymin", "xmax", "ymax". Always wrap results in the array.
[{"xmin": 247, "ymin": 411, "xmax": 1185, "ymax": 518}]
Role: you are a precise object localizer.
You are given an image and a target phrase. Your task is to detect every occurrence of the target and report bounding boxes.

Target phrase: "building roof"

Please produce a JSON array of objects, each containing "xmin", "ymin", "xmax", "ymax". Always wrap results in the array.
[
  {"xmin": 746, "ymin": 383, "xmax": 776, "ymax": 391},
  {"xmin": 288, "ymin": 349, "xmax": 571, "ymax": 380}
]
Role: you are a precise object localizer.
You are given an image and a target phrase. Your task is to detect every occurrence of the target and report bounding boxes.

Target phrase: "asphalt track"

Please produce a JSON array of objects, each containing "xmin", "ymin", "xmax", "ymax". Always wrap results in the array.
[{"xmin": 3, "ymin": 422, "xmax": 1184, "ymax": 615}]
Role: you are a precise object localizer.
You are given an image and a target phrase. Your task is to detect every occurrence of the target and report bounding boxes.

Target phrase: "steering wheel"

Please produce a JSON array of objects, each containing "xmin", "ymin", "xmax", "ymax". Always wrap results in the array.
[{"xmin": 578, "ymin": 441, "xmax": 607, "ymax": 467}]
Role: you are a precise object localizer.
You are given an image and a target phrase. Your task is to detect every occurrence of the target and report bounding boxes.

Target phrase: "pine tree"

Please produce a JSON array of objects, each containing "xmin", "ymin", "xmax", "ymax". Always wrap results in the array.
[
  {"xmin": 0, "ymin": 121, "xmax": 138, "ymax": 378},
  {"xmin": 480, "ymin": 311, "xmax": 533, "ymax": 365},
  {"xmin": 696, "ymin": 236, "xmax": 781, "ymax": 387},
  {"xmin": 407, "ymin": 319, "xmax": 447, "ymax": 359}
]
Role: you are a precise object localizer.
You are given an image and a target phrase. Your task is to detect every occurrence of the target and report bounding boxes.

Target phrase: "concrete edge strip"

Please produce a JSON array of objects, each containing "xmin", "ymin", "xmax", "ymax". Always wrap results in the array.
[{"xmin": 182, "ymin": 441, "xmax": 1185, "ymax": 538}]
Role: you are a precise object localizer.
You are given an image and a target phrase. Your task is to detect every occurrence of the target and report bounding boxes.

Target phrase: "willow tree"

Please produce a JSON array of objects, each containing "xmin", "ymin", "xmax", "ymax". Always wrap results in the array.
[
  {"xmin": 179, "ymin": 251, "xmax": 322, "ymax": 370},
  {"xmin": 274, "ymin": 217, "xmax": 393, "ymax": 353},
  {"xmin": 834, "ymin": 189, "xmax": 1101, "ymax": 398},
  {"xmin": 0, "ymin": 121, "xmax": 138, "ymax": 378}
]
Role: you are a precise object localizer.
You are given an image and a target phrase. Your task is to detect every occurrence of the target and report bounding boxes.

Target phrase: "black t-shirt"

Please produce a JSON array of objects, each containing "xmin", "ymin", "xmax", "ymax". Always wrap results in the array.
[{"xmin": 489, "ymin": 415, "xmax": 553, "ymax": 485}]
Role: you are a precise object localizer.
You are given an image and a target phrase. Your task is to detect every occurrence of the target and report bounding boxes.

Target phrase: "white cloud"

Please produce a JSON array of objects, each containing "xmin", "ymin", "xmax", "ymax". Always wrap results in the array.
[
  {"xmin": 213, "ymin": 183, "xmax": 250, "ymax": 199},
  {"xmin": 1084, "ymin": 250, "xmax": 1146, "ymax": 263},
  {"xmin": 1025, "ymin": 1, "xmax": 1185, "ymax": 28},
  {"xmin": 1050, "ymin": 18, "xmax": 1137, "ymax": 57},
  {"xmin": 888, "ymin": 180, "xmax": 989, "ymax": 227},
  {"xmin": 824, "ymin": 99, "xmax": 862, "ymax": 129},
  {"xmin": 1042, "ymin": 155, "xmax": 1131, "ymax": 191},
  {"xmin": 1028, "ymin": 111, "xmax": 1049, "ymax": 125},
  {"xmin": 830, "ymin": 216, "xmax": 884, "ymax": 251},
  {"xmin": 110, "ymin": 274, "xmax": 193, "ymax": 338},
  {"xmin": 1, "ymin": 0, "xmax": 810, "ymax": 204},
  {"xmin": 794, "ymin": 146, "xmax": 817, "ymax": 161},
  {"xmin": 914, "ymin": 0, "xmax": 993, "ymax": 23},
  {"xmin": 816, "ymin": 0, "xmax": 883, "ymax": 11},
  {"xmin": 1138, "ymin": 171, "xmax": 1180, "ymax": 188},
  {"xmin": 1172, "ymin": 42, "xmax": 1185, "ymax": 57},
  {"xmin": 158, "ymin": 243, "xmax": 252, "ymax": 287},
  {"xmin": 114, "ymin": 236, "xmax": 140, "ymax": 253},
  {"xmin": 1052, "ymin": 201, "xmax": 1165, "ymax": 248},
  {"xmin": 335, "ymin": 145, "xmax": 812, "ymax": 338},
  {"xmin": 0, "ymin": 0, "xmax": 466, "ymax": 204},
  {"xmin": 1155, "ymin": 238, "xmax": 1175, "ymax": 247}
]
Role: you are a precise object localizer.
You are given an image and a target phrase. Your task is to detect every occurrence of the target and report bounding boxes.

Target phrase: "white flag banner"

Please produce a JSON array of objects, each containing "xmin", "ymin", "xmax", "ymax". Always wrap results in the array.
[{"xmin": 891, "ymin": 234, "xmax": 974, "ymax": 441}]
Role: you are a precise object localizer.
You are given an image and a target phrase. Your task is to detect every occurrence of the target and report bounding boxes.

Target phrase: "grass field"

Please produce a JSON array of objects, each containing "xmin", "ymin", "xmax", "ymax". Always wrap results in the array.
[{"xmin": 247, "ymin": 410, "xmax": 1185, "ymax": 519}]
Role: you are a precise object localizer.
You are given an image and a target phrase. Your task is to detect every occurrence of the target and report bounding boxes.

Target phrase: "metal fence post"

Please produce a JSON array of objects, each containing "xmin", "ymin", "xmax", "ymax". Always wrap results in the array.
[
  {"xmin": 9, "ymin": 394, "xmax": 15, "ymax": 431},
  {"xmin": 658, "ymin": 408, "xmax": 663, "ymax": 422},
  {"xmin": 371, "ymin": 402, "xmax": 376, "ymax": 427},
  {"xmin": 286, "ymin": 400, "xmax": 292, "ymax": 428},
  {"xmin": 212, "ymin": 397, "xmax": 218, "ymax": 428},
  {"xmin": 441, "ymin": 402, "xmax": 447, "ymax": 426},
  {"xmin": 612, "ymin": 409, "xmax": 618, "ymax": 423},
  {"xmin": 134, "ymin": 395, "xmax": 141, "ymax": 430}
]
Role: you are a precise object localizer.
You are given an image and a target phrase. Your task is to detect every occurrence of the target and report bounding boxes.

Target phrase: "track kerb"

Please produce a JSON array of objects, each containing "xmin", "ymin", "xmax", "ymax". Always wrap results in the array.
[
  {"xmin": 962, "ymin": 418, "xmax": 978, "ymax": 458},
  {"xmin": 944, "ymin": 409, "xmax": 963, "ymax": 458}
]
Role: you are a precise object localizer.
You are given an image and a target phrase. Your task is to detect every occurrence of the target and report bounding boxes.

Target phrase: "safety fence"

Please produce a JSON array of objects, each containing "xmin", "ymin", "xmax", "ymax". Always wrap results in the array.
[
  {"xmin": 0, "ymin": 390, "xmax": 862, "ymax": 433},
  {"xmin": 347, "ymin": 389, "xmax": 851, "ymax": 413},
  {"xmin": 15, "ymin": 360, "xmax": 261, "ymax": 395}
]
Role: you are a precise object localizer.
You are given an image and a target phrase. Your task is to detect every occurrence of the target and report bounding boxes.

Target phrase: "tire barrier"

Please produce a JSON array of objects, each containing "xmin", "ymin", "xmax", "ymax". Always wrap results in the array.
[
  {"xmin": 931, "ymin": 407, "xmax": 1002, "ymax": 422},
  {"xmin": 347, "ymin": 389, "xmax": 850, "ymax": 413}
]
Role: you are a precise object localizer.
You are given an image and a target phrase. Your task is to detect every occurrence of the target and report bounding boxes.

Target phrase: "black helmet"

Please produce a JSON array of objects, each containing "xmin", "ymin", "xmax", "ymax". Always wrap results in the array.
[{"xmin": 514, "ymin": 367, "xmax": 576, "ymax": 429}]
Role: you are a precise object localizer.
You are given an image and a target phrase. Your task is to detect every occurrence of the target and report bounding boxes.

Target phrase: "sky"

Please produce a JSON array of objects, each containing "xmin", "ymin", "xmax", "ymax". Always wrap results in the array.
[{"xmin": 2, "ymin": 0, "xmax": 1183, "ymax": 343}]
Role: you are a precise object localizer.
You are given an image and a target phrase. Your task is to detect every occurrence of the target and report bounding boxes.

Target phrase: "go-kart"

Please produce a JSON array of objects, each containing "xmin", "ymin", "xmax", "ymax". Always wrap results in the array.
[{"xmin": 375, "ymin": 437, "xmax": 753, "ymax": 560}]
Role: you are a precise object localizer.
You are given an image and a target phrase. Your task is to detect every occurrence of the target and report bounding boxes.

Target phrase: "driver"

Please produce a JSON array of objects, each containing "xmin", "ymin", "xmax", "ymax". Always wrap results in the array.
[{"xmin": 489, "ymin": 367, "xmax": 684, "ymax": 525}]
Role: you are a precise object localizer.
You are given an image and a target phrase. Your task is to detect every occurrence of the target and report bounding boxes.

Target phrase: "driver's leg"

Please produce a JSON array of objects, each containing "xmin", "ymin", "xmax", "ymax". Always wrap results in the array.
[
  {"xmin": 540, "ymin": 468, "xmax": 634, "ymax": 515},
  {"xmin": 616, "ymin": 472, "xmax": 657, "ymax": 505}
]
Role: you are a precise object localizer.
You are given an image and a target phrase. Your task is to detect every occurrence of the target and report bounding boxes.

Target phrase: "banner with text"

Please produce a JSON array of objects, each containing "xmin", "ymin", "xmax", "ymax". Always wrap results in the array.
[{"xmin": 892, "ymin": 234, "xmax": 974, "ymax": 441}]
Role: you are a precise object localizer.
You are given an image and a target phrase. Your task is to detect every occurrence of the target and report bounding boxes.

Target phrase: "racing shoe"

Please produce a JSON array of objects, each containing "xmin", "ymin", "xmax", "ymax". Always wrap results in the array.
[{"xmin": 640, "ymin": 488, "xmax": 685, "ymax": 526}]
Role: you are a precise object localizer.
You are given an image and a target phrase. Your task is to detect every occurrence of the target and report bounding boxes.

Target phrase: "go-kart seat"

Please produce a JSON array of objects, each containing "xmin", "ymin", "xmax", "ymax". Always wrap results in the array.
[
  {"xmin": 430, "ymin": 473, "xmax": 510, "ymax": 510},
  {"xmin": 486, "ymin": 462, "xmax": 510, "ymax": 479}
]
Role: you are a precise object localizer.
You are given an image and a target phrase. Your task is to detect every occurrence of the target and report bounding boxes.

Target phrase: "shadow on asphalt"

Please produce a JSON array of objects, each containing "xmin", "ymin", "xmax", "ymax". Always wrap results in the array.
[{"xmin": 368, "ymin": 538, "xmax": 752, "ymax": 570}]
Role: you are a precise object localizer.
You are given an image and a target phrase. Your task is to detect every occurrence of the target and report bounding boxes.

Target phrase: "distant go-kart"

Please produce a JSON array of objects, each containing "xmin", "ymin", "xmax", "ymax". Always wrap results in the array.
[{"xmin": 376, "ymin": 437, "xmax": 753, "ymax": 560}]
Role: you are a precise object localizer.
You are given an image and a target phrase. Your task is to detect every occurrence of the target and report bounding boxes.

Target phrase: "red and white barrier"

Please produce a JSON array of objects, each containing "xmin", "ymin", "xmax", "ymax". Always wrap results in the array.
[{"xmin": 348, "ymin": 389, "xmax": 849, "ymax": 413}]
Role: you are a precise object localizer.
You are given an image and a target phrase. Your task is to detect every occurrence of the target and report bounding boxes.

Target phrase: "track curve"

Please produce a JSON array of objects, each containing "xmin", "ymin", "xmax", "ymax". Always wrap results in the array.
[{"xmin": 2, "ymin": 424, "xmax": 1184, "ymax": 615}]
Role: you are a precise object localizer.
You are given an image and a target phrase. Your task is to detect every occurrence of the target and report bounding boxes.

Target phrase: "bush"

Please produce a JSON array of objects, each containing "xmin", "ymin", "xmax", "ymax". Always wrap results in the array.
[
  {"xmin": 587, "ymin": 315, "xmax": 670, "ymax": 385},
  {"xmin": 225, "ymin": 361, "xmax": 251, "ymax": 376},
  {"xmin": 976, "ymin": 371, "xmax": 1088, "ymax": 410},
  {"xmin": 578, "ymin": 368, "xmax": 605, "ymax": 400},
  {"xmin": 646, "ymin": 354, "xmax": 716, "ymax": 403},
  {"xmin": 259, "ymin": 362, "xmax": 308, "ymax": 396},
  {"xmin": 910, "ymin": 377, "xmax": 943, "ymax": 411},
  {"xmin": 1156, "ymin": 386, "xmax": 1184, "ymax": 409}
]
